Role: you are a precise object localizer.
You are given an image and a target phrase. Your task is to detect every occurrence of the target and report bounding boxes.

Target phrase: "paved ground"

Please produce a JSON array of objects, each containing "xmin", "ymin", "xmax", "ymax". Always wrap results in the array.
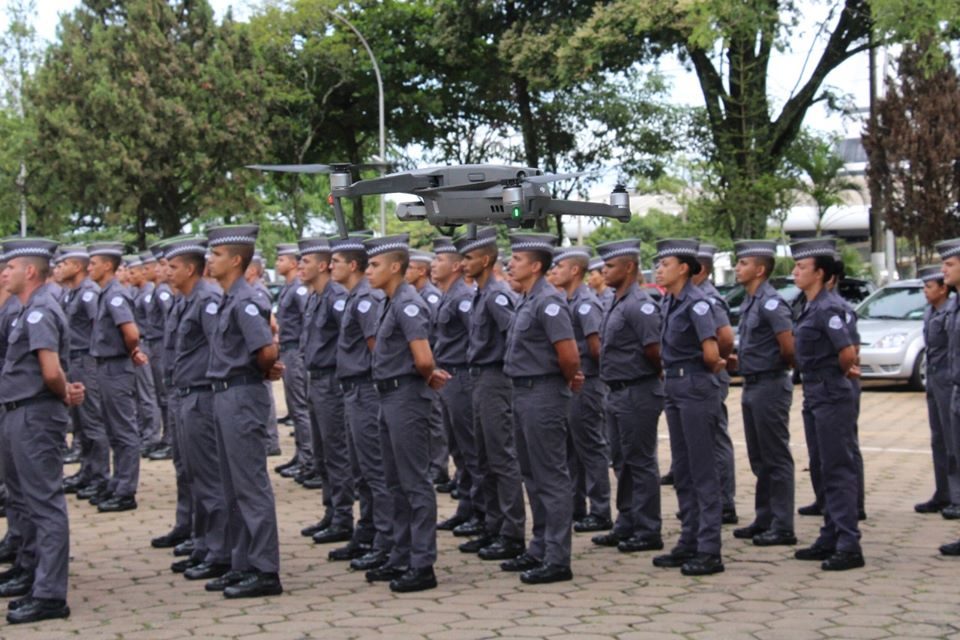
[{"xmin": 3, "ymin": 382, "xmax": 958, "ymax": 639}]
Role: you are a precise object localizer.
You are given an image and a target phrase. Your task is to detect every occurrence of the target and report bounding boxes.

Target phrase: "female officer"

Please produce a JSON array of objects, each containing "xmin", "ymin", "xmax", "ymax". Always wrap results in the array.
[{"xmin": 651, "ymin": 238, "xmax": 726, "ymax": 576}]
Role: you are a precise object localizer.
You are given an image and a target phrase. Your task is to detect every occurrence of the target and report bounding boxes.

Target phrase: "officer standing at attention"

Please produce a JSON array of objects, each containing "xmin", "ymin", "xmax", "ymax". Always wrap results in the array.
[
  {"xmin": 140, "ymin": 249, "xmax": 174, "ymax": 461},
  {"xmin": 692, "ymin": 244, "xmax": 738, "ymax": 524},
  {"xmin": 550, "ymin": 245, "xmax": 612, "ymax": 534},
  {"xmin": 455, "ymin": 227, "xmax": 526, "ymax": 559},
  {"xmin": 274, "ymin": 243, "xmax": 314, "ymax": 479},
  {"xmin": 501, "ymin": 233, "xmax": 582, "ymax": 584},
  {"xmin": 936, "ymin": 238, "xmax": 960, "ymax": 553},
  {"xmin": 789, "ymin": 238, "xmax": 863, "ymax": 571},
  {"xmin": 128, "ymin": 256, "xmax": 164, "ymax": 456},
  {"xmin": 0, "ymin": 238, "xmax": 84, "ymax": 623},
  {"xmin": 587, "ymin": 257, "xmax": 615, "ymax": 311},
  {"xmin": 203, "ymin": 224, "xmax": 284, "ymax": 597},
  {"xmin": 729, "ymin": 240, "xmax": 797, "ymax": 546},
  {"xmin": 87, "ymin": 242, "xmax": 148, "ymax": 513},
  {"xmin": 652, "ymin": 238, "xmax": 726, "ymax": 576},
  {"xmin": 245, "ymin": 252, "xmax": 282, "ymax": 457},
  {"xmin": 363, "ymin": 234, "xmax": 449, "ymax": 593},
  {"xmin": 590, "ymin": 239, "xmax": 664, "ymax": 553},
  {"xmin": 0, "ymin": 248, "xmax": 23, "ymax": 564}
]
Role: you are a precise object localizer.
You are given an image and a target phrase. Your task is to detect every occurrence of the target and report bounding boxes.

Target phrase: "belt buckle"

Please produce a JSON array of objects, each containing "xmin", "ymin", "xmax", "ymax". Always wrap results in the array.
[{"xmin": 678, "ymin": 367, "xmax": 684, "ymax": 378}]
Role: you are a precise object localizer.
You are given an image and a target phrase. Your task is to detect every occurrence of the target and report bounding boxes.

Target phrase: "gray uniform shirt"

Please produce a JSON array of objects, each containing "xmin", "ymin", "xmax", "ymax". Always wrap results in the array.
[
  {"xmin": 144, "ymin": 282, "xmax": 174, "ymax": 342},
  {"xmin": 567, "ymin": 283, "xmax": 603, "ymax": 377},
  {"xmin": 504, "ymin": 276, "xmax": 575, "ymax": 378},
  {"xmin": 336, "ymin": 278, "xmax": 383, "ymax": 379},
  {"xmin": 0, "ymin": 285, "xmax": 69, "ymax": 403},
  {"xmin": 432, "ymin": 278, "xmax": 473, "ymax": 367},
  {"xmin": 277, "ymin": 278, "xmax": 309, "ymax": 346},
  {"xmin": 302, "ymin": 280, "xmax": 347, "ymax": 371},
  {"xmin": 62, "ymin": 279, "xmax": 100, "ymax": 353},
  {"xmin": 600, "ymin": 283, "xmax": 660, "ymax": 382},
  {"xmin": 467, "ymin": 278, "xmax": 514, "ymax": 366},
  {"xmin": 89, "ymin": 278, "xmax": 136, "ymax": 358},
  {"xmin": 372, "ymin": 281, "xmax": 430, "ymax": 381},
  {"xmin": 419, "ymin": 281, "xmax": 443, "ymax": 325},
  {"xmin": 163, "ymin": 294, "xmax": 185, "ymax": 382},
  {"xmin": 134, "ymin": 282, "xmax": 155, "ymax": 331},
  {"xmin": 794, "ymin": 288, "xmax": 854, "ymax": 374},
  {"xmin": 737, "ymin": 279, "xmax": 794, "ymax": 375},
  {"xmin": 172, "ymin": 279, "xmax": 222, "ymax": 389},
  {"xmin": 206, "ymin": 277, "xmax": 273, "ymax": 380},
  {"xmin": 661, "ymin": 280, "xmax": 718, "ymax": 368},
  {"xmin": 0, "ymin": 296, "xmax": 22, "ymax": 362},
  {"xmin": 926, "ymin": 297, "xmax": 952, "ymax": 375}
]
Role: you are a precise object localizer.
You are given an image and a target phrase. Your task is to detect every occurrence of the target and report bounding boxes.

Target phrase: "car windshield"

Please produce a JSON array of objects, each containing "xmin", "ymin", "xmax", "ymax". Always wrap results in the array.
[{"xmin": 857, "ymin": 286, "xmax": 925, "ymax": 321}]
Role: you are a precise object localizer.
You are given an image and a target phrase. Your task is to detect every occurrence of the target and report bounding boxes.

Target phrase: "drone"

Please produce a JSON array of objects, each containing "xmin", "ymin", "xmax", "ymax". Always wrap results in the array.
[{"xmin": 246, "ymin": 162, "xmax": 631, "ymax": 238}]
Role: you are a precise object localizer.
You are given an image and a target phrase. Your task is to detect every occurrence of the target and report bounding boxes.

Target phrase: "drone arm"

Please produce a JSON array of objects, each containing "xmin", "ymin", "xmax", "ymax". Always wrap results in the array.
[
  {"xmin": 542, "ymin": 199, "xmax": 631, "ymax": 223},
  {"xmin": 331, "ymin": 197, "xmax": 349, "ymax": 238},
  {"xmin": 336, "ymin": 174, "xmax": 435, "ymax": 197}
]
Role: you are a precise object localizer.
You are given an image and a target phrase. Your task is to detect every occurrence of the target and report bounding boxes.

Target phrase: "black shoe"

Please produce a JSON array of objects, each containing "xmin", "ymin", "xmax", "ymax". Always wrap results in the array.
[
  {"xmin": 859, "ymin": 509, "xmax": 867, "ymax": 521},
  {"xmin": 151, "ymin": 529, "xmax": 190, "ymax": 549},
  {"xmin": 520, "ymin": 563, "xmax": 572, "ymax": 585},
  {"xmin": 753, "ymin": 530, "xmax": 797, "ymax": 547},
  {"xmin": 450, "ymin": 487, "xmax": 461, "ymax": 500},
  {"xmin": 140, "ymin": 442, "xmax": 160, "ymax": 458},
  {"xmin": 939, "ymin": 540, "xmax": 960, "ymax": 556},
  {"xmin": 733, "ymin": 523, "xmax": 767, "ymax": 540},
  {"xmin": 6, "ymin": 597, "xmax": 69, "ymax": 624},
  {"xmin": 573, "ymin": 515, "xmax": 613, "ymax": 533},
  {"xmin": 97, "ymin": 494, "xmax": 137, "ymax": 513},
  {"xmin": 478, "ymin": 535, "xmax": 524, "ymax": 561},
  {"xmin": 0, "ymin": 566, "xmax": 25, "ymax": 582},
  {"xmin": 798, "ymin": 503, "xmax": 822, "ymax": 516},
  {"xmin": 432, "ymin": 471, "xmax": 451, "ymax": 486},
  {"xmin": 274, "ymin": 457, "xmax": 298, "ymax": 474},
  {"xmin": 0, "ymin": 570, "xmax": 33, "ymax": 597},
  {"xmin": 794, "ymin": 543, "xmax": 835, "ymax": 561},
  {"xmin": 205, "ymin": 570, "xmax": 249, "ymax": 592},
  {"xmin": 62, "ymin": 450, "xmax": 81, "ymax": 465},
  {"xmin": 653, "ymin": 548, "xmax": 697, "ymax": 568},
  {"xmin": 77, "ymin": 482, "xmax": 107, "ymax": 500},
  {"xmin": 223, "ymin": 571, "xmax": 283, "ymax": 598},
  {"xmin": 62, "ymin": 474, "xmax": 86, "ymax": 493},
  {"xmin": 591, "ymin": 531, "xmax": 628, "ymax": 547},
  {"xmin": 0, "ymin": 541, "xmax": 18, "ymax": 564},
  {"xmin": 452, "ymin": 517, "xmax": 485, "ymax": 538},
  {"xmin": 941, "ymin": 505, "xmax": 960, "ymax": 520},
  {"xmin": 279, "ymin": 465, "xmax": 301, "ymax": 479},
  {"xmin": 915, "ymin": 499, "xmax": 949, "ymax": 514},
  {"xmin": 617, "ymin": 535, "xmax": 664, "ymax": 553},
  {"xmin": 277, "ymin": 415, "xmax": 292, "ymax": 425},
  {"xmin": 184, "ymin": 562, "xmax": 231, "ymax": 580},
  {"xmin": 147, "ymin": 446, "xmax": 173, "ymax": 461},
  {"xmin": 500, "ymin": 552, "xmax": 542, "ymax": 572},
  {"xmin": 438, "ymin": 514, "xmax": 468, "ymax": 531},
  {"xmin": 821, "ymin": 550, "xmax": 865, "ymax": 571},
  {"xmin": 7, "ymin": 596, "xmax": 29, "ymax": 611},
  {"xmin": 681, "ymin": 553, "xmax": 724, "ymax": 576},
  {"xmin": 365, "ymin": 564, "xmax": 407, "ymax": 583},
  {"xmin": 300, "ymin": 514, "xmax": 333, "ymax": 538},
  {"xmin": 301, "ymin": 476, "xmax": 324, "ymax": 490},
  {"xmin": 328, "ymin": 541, "xmax": 372, "ymax": 561},
  {"xmin": 267, "ymin": 447, "xmax": 282, "ymax": 457},
  {"xmin": 312, "ymin": 525, "xmax": 353, "ymax": 545},
  {"xmin": 350, "ymin": 549, "xmax": 389, "ymax": 571},
  {"xmin": 389, "ymin": 566, "xmax": 437, "ymax": 593},
  {"xmin": 458, "ymin": 535, "xmax": 494, "ymax": 554},
  {"xmin": 171, "ymin": 557, "xmax": 203, "ymax": 574},
  {"xmin": 293, "ymin": 469, "xmax": 314, "ymax": 485},
  {"xmin": 721, "ymin": 509, "xmax": 739, "ymax": 525},
  {"xmin": 660, "ymin": 471, "xmax": 674, "ymax": 486},
  {"xmin": 87, "ymin": 488, "xmax": 113, "ymax": 506},
  {"xmin": 173, "ymin": 539, "xmax": 195, "ymax": 557}
]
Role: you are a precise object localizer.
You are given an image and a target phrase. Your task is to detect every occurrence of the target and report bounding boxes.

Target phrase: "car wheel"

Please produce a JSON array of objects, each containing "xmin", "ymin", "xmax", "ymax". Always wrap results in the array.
[{"xmin": 909, "ymin": 349, "xmax": 927, "ymax": 391}]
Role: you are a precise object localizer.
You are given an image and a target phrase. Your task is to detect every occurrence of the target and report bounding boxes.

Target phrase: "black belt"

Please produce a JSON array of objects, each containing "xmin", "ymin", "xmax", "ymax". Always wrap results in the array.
[
  {"xmin": 801, "ymin": 368, "xmax": 844, "ymax": 384},
  {"xmin": 3, "ymin": 392, "xmax": 57, "ymax": 412},
  {"xmin": 339, "ymin": 374, "xmax": 372, "ymax": 392},
  {"xmin": 663, "ymin": 363, "xmax": 708, "ymax": 378},
  {"xmin": 210, "ymin": 375, "xmax": 264, "ymax": 392},
  {"xmin": 743, "ymin": 370, "xmax": 788, "ymax": 384},
  {"xmin": 439, "ymin": 363, "xmax": 468, "ymax": 375},
  {"xmin": 69, "ymin": 349, "xmax": 89, "ymax": 358},
  {"xmin": 606, "ymin": 374, "xmax": 658, "ymax": 391},
  {"xmin": 469, "ymin": 362, "xmax": 503, "ymax": 376},
  {"xmin": 279, "ymin": 341, "xmax": 300, "ymax": 353},
  {"xmin": 511, "ymin": 374, "xmax": 563, "ymax": 389},
  {"xmin": 94, "ymin": 354, "xmax": 128, "ymax": 364},
  {"xmin": 373, "ymin": 375, "xmax": 421, "ymax": 393},
  {"xmin": 308, "ymin": 366, "xmax": 336, "ymax": 377},
  {"xmin": 176, "ymin": 384, "xmax": 214, "ymax": 397}
]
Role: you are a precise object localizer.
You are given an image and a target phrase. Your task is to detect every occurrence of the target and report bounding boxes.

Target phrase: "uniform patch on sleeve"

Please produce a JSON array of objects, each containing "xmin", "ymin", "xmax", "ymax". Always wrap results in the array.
[
  {"xmin": 244, "ymin": 303, "xmax": 259, "ymax": 317},
  {"xmin": 26, "ymin": 311, "xmax": 43, "ymax": 324},
  {"xmin": 334, "ymin": 299, "xmax": 346, "ymax": 312},
  {"xmin": 845, "ymin": 311, "xmax": 853, "ymax": 323},
  {"xmin": 494, "ymin": 294, "xmax": 509, "ymax": 307},
  {"xmin": 110, "ymin": 296, "xmax": 124, "ymax": 308},
  {"xmin": 764, "ymin": 298, "xmax": 780, "ymax": 311},
  {"xmin": 205, "ymin": 302, "xmax": 218, "ymax": 315},
  {"xmin": 357, "ymin": 300, "xmax": 372, "ymax": 314},
  {"xmin": 545, "ymin": 303, "xmax": 561, "ymax": 317},
  {"xmin": 693, "ymin": 301, "xmax": 710, "ymax": 316},
  {"xmin": 427, "ymin": 293, "xmax": 440, "ymax": 305},
  {"xmin": 828, "ymin": 315, "xmax": 844, "ymax": 330},
  {"xmin": 578, "ymin": 303, "xmax": 591, "ymax": 315},
  {"xmin": 296, "ymin": 286, "xmax": 308, "ymax": 296},
  {"xmin": 159, "ymin": 291, "xmax": 171, "ymax": 301},
  {"xmin": 458, "ymin": 299, "xmax": 472, "ymax": 313},
  {"xmin": 82, "ymin": 291, "xmax": 95, "ymax": 303},
  {"xmin": 145, "ymin": 294, "xmax": 153, "ymax": 303},
  {"xmin": 641, "ymin": 302, "xmax": 656, "ymax": 315},
  {"xmin": 404, "ymin": 304, "xmax": 420, "ymax": 317}
]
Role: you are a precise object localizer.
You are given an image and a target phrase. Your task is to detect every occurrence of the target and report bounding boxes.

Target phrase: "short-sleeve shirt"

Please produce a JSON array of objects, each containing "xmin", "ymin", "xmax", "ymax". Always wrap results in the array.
[
  {"xmin": 597, "ymin": 287, "xmax": 615, "ymax": 314},
  {"xmin": 567, "ymin": 284, "xmax": 603, "ymax": 377},
  {"xmin": 419, "ymin": 281, "xmax": 443, "ymax": 326},
  {"xmin": 794, "ymin": 288, "xmax": 854, "ymax": 374},
  {"xmin": 252, "ymin": 280, "xmax": 273, "ymax": 314},
  {"xmin": 172, "ymin": 279, "xmax": 222, "ymax": 389},
  {"xmin": 926, "ymin": 297, "xmax": 952, "ymax": 376},
  {"xmin": 433, "ymin": 278, "xmax": 473, "ymax": 367},
  {"xmin": 0, "ymin": 285, "xmax": 69, "ymax": 403},
  {"xmin": 372, "ymin": 281, "xmax": 430, "ymax": 380},
  {"xmin": 277, "ymin": 277, "xmax": 309, "ymax": 346},
  {"xmin": 600, "ymin": 282, "xmax": 661, "ymax": 381},
  {"xmin": 133, "ymin": 282, "xmax": 155, "ymax": 332},
  {"xmin": 89, "ymin": 278, "xmax": 137, "ymax": 358},
  {"xmin": 61, "ymin": 279, "xmax": 100, "ymax": 353},
  {"xmin": 467, "ymin": 278, "xmax": 515, "ymax": 366},
  {"xmin": 144, "ymin": 283, "xmax": 174, "ymax": 342},
  {"xmin": 0, "ymin": 295, "xmax": 22, "ymax": 362},
  {"xmin": 504, "ymin": 276, "xmax": 575, "ymax": 377},
  {"xmin": 336, "ymin": 278, "xmax": 383, "ymax": 379},
  {"xmin": 737, "ymin": 279, "xmax": 794, "ymax": 375},
  {"xmin": 206, "ymin": 277, "xmax": 273, "ymax": 380},
  {"xmin": 302, "ymin": 279, "xmax": 347, "ymax": 371},
  {"xmin": 163, "ymin": 294, "xmax": 186, "ymax": 381},
  {"xmin": 660, "ymin": 279, "xmax": 718, "ymax": 369}
]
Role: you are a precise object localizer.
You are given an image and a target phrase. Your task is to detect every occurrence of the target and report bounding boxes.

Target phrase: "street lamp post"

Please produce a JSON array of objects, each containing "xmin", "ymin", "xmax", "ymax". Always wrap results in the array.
[{"xmin": 326, "ymin": 9, "xmax": 387, "ymax": 235}]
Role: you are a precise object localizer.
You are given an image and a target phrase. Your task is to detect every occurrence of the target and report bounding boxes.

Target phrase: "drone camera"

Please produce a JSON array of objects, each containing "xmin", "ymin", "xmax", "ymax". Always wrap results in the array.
[
  {"xmin": 396, "ymin": 201, "xmax": 427, "ymax": 221},
  {"xmin": 502, "ymin": 185, "xmax": 524, "ymax": 221}
]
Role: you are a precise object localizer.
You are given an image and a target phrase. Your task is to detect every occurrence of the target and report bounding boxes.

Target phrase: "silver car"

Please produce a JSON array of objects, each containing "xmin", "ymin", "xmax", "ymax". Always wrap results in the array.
[{"xmin": 856, "ymin": 279, "xmax": 927, "ymax": 390}]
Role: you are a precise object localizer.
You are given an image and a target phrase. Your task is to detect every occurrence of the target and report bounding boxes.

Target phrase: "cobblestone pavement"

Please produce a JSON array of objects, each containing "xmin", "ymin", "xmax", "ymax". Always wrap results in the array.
[{"xmin": 4, "ymin": 383, "xmax": 957, "ymax": 639}]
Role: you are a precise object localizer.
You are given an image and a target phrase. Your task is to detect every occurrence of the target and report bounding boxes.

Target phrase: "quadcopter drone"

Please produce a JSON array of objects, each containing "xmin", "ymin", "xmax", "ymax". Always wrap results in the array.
[{"xmin": 246, "ymin": 162, "xmax": 631, "ymax": 238}]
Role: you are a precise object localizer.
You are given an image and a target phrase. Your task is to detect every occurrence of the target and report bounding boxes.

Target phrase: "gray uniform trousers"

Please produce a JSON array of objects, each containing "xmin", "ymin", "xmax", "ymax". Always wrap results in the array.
[
  {"xmin": 804, "ymin": 381, "xmax": 866, "ymax": 513},
  {"xmin": 143, "ymin": 339, "xmax": 169, "ymax": 445},
  {"xmin": 437, "ymin": 367, "xmax": 479, "ymax": 520},
  {"xmin": 97, "ymin": 358, "xmax": 141, "ymax": 497},
  {"xmin": 179, "ymin": 390, "xmax": 228, "ymax": 564},
  {"xmin": 0, "ymin": 407, "xmax": 23, "ymax": 556},
  {"xmin": 470, "ymin": 367, "xmax": 526, "ymax": 539},
  {"xmin": 606, "ymin": 378, "xmax": 663, "ymax": 539},
  {"xmin": 665, "ymin": 371, "xmax": 723, "ymax": 556},
  {"xmin": 133, "ymin": 343, "xmax": 163, "ymax": 446},
  {"xmin": 166, "ymin": 393, "xmax": 192, "ymax": 535},
  {"xmin": 513, "ymin": 378, "xmax": 574, "ymax": 566},
  {"xmin": 2, "ymin": 402, "xmax": 70, "ymax": 600},
  {"xmin": 280, "ymin": 349, "xmax": 313, "ymax": 467},
  {"xmin": 741, "ymin": 374, "xmax": 795, "ymax": 532},
  {"xmin": 212, "ymin": 383, "xmax": 280, "ymax": 573},
  {"xmin": 265, "ymin": 381, "xmax": 280, "ymax": 451},
  {"xmin": 343, "ymin": 380, "xmax": 391, "ymax": 551},
  {"xmin": 714, "ymin": 376, "xmax": 736, "ymax": 512},
  {"xmin": 567, "ymin": 376, "xmax": 612, "ymax": 521},
  {"xmin": 307, "ymin": 371, "xmax": 353, "ymax": 528},
  {"xmin": 378, "ymin": 379, "xmax": 437, "ymax": 569},
  {"xmin": 927, "ymin": 373, "xmax": 959, "ymax": 504},
  {"xmin": 427, "ymin": 394, "xmax": 449, "ymax": 480},
  {"xmin": 68, "ymin": 352, "xmax": 109, "ymax": 485}
]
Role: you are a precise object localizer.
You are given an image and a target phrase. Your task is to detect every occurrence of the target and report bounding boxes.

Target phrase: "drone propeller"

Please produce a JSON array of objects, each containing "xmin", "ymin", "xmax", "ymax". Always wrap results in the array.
[
  {"xmin": 246, "ymin": 161, "xmax": 392, "ymax": 174},
  {"xmin": 523, "ymin": 170, "xmax": 594, "ymax": 184}
]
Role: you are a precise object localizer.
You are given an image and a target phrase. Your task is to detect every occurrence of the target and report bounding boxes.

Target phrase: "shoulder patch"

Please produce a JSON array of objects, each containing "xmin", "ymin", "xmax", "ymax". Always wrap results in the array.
[
  {"xmin": 403, "ymin": 303, "xmax": 420, "ymax": 318},
  {"xmin": 26, "ymin": 311, "xmax": 43, "ymax": 325},
  {"xmin": 545, "ymin": 303, "xmax": 561, "ymax": 317},
  {"xmin": 693, "ymin": 301, "xmax": 710, "ymax": 316},
  {"xmin": 244, "ymin": 303, "xmax": 259, "ymax": 317},
  {"xmin": 828, "ymin": 315, "xmax": 844, "ymax": 330},
  {"xmin": 764, "ymin": 298, "xmax": 780, "ymax": 311},
  {"xmin": 205, "ymin": 302, "xmax": 218, "ymax": 315},
  {"xmin": 427, "ymin": 293, "xmax": 440, "ymax": 305},
  {"xmin": 110, "ymin": 296, "xmax": 124, "ymax": 308},
  {"xmin": 296, "ymin": 286, "xmax": 308, "ymax": 296},
  {"xmin": 357, "ymin": 299, "xmax": 372, "ymax": 314},
  {"xmin": 81, "ymin": 291, "xmax": 95, "ymax": 303},
  {"xmin": 494, "ymin": 294, "xmax": 509, "ymax": 307},
  {"xmin": 578, "ymin": 303, "xmax": 591, "ymax": 316},
  {"xmin": 641, "ymin": 302, "xmax": 656, "ymax": 315},
  {"xmin": 145, "ymin": 294, "xmax": 153, "ymax": 303},
  {"xmin": 333, "ymin": 299, "xmax": 346, "ymax": 312},
  {"xmin": 458, "ymin": 299, "xmax": 472, "ymax": 313},
  {"xmin": 159, "ymin": 291, "xmax": 171, "ymax": 301}
]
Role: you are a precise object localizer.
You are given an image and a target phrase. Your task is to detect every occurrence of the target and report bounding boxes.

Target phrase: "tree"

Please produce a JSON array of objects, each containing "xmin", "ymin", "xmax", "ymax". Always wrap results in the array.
[
  {"xmin": 786, "ymin": 131, "xmax": 864, "ymax": 234},
  {"xmin": 862, "ymin": 45, "xmax": 960, "ymax": 265}
]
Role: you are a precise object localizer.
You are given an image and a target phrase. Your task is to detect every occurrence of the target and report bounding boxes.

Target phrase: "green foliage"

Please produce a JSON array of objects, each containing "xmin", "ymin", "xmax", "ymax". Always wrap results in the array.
[{"xmin": 585, "ymin": 209, "xmax": 726, "ymax": 267}]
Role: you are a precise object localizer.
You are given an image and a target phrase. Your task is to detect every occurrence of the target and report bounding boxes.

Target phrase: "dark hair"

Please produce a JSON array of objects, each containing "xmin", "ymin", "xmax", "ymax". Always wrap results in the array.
[
  {"xmin": 697, "ymin": 257, "xmax": 714, "ymax": 275},
  {"xmin": 172, "ymin": 253, "xmax": 205, "ymax": 278},
  {"xmin": 383, "ymin": 250, "xmax": 410, "ymax": 275},
  {"xmin": 678, "ymin": 255, "xmax": 702, "ymax": 277},
  {"xmin": 336, "ymin": 249, "xmax": 368, "ymax": 272},
  {"xmin": 25, "ymin": 256, "xmax": 50, "ymax": 280},
  {"xmin": 223, "ymin": 244, "xmax": 254, "ymax": 272},
  {"xmin": 104, "ymin": 255, "xmax": 122, "ymax": 272},
  {"xmin": 527, "ymin": 250, "xmax": 552, "ymax": 276},
  {"xmin": 755, "ymin": 256, "xmax": 775, "ymax": 278},
  {"xmin": 813, "ymin": 255, "xmax": 834, "ymax": 283}
]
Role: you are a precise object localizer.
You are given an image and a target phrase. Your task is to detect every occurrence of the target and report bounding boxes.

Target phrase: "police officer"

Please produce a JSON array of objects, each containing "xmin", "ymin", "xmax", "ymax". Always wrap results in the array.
[
  {"xmin": 87, "ymin": 242, "xmax": 148, "ymax": 513},
  {"xmin": 245, "ymin": 251, "xmax": 282, "ymax": 457},
  {"xmin": 652, "ymin": 238, "xmax": 726, "ymax": 576},
  {"xmin": 590, "ymin": 239, "xmax": 664, "ymax": 553},
  {"xmin": 203, "ymin": 224, "xmax": 284, "ymax": 598},
  {"xmin": 141, "ymin": 249, "xmax": 174, "ymax": 460},
  {"xmin": 937, "ymin": 239, "xmax": 960, "ymax": 553},
  {"xmin": 127, "ymin": 255, "xmax": 164, "ymax": 455},
  {"xmin": 730, "ymin": 240, "xmax": 797, "ymax": 546},
  {"xmin": 587, "ymin": 257, "xmax": 614, "ymax": 312},
  {"xmin": 789, "ymin": 238, "xmax": 863, "ymax": 571},
  {"xmin": 551, "ymin": 245, "xmax": 612, "ymax": 534},
  {"xmin": 455, "ymin": 227, "xmax": 526, "ymax": 559},
  {"xmin": 0, "ymin": 237, "xmax": 84, "ymax": 623},
  {"xmin": 363, "ymin": 234, "xmax": 449, "ymax": 593},
  {"xmin": 0, "ymin": 248, "xmax": 23, "ymax": 564}
]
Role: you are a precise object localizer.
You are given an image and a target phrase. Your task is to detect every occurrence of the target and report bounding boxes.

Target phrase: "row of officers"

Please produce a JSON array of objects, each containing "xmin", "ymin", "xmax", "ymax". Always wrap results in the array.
[{"xmin": 0, "ymin": 223, "xmax": 929, "ymax": 624}]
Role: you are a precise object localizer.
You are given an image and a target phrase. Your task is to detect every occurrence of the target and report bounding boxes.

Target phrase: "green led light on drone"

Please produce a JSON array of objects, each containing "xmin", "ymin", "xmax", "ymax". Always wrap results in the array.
[{"xmin": 511, "ymin": 206, "xmax": 522, "ymax": 219}]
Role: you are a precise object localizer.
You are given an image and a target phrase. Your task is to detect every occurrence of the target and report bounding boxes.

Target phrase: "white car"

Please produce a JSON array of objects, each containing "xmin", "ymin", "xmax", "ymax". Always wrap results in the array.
[{"xmin": 856, "ymin": 279, "xmax": 928, "ymax": 390}]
